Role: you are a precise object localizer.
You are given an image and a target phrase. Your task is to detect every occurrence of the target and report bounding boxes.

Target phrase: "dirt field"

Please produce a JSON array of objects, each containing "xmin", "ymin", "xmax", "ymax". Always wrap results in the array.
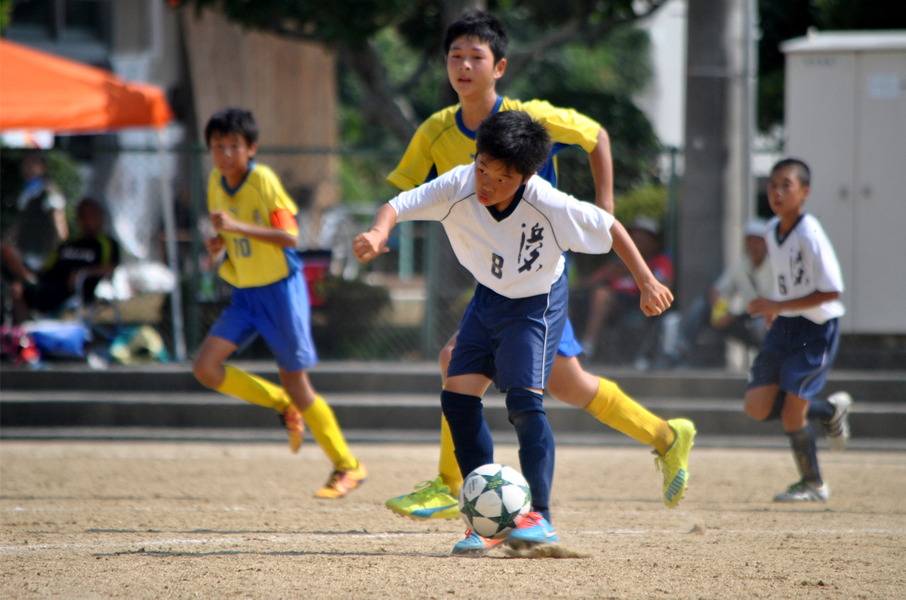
[{"xmin": 1, "ymin": 439, "xmax": 904, "ymax": 599}]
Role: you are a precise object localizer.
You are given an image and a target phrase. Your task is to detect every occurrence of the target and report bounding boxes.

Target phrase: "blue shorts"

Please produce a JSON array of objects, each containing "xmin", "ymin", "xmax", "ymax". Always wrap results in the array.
[
  {"xmin": 448, "ymin": 272, "xmax": 569, "ymax": 391},
  {"xmin": 747, "ymin": 316, "xmax": 839, "ymax": 400},
  {"xmin": 209, "ymin": 269, "xmax": 318, "ymax": 372},
  {"xmin": 557, "ymin": 318, "xmax": 583, "ymax": 357},
  {"xmin": 457, "ymin": 304, "xmax": 582, "ymax": 358}
]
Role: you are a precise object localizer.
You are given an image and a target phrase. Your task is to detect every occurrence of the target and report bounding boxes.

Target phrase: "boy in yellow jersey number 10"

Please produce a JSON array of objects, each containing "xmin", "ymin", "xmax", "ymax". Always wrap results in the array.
[
  {"xmin": 193, "ymin": 108, "xmax": 366, "ymax": 499},
  {"xmin": 383, "ymin": 10, "xmax": 696, "ymax": 521}
]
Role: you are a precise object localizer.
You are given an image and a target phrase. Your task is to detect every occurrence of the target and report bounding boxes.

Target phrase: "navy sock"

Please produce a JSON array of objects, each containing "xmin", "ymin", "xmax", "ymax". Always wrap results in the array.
[
  {"xmin": 440, "ymin": 390, "xmax": 494, "ymax": 479},
  {"xmin": 788, "ymin": 424, "xmax": 822, "ymax": 486},
  {"xmin": 767, "ymin": 391, "xmax": 835, "ymax": 423},
  {"xmin": 765, "ymin": 389, "xmax": 785, "ymax": 420},
  {"xmin": 506, "ymin": 388, "xmax": 554, "ymax": 523},
  {"xmin": 807, "ymin": 398, "xmax": 835, "ymax": 423}
]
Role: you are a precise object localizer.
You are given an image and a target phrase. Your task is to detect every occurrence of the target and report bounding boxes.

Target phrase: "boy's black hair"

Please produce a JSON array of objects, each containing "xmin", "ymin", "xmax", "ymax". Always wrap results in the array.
[
  {"xmin": 475, "ymin": 111, "xmax": 552, "ymax": 179},
  {"xmin": 204, "ymin": 108, "xmax": 259, "ymax": 147},
  {"xmin": 76, "ymin": 197, "xmax": 104, "ymax": 216},
  {"xmin": 443, "ymin": 9, "xmax": 508, "ymax": 63},
  {"xmin": 772, "ymin": 158, "xmax": 810, "ymax": 187},
  {"xmin": 22, "ymin": 151, "xmax": 48, "ymax": 168}
]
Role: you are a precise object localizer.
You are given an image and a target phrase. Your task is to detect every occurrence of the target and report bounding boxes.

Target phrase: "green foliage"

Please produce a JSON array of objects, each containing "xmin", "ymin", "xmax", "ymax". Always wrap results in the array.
[
  {"xmin": 505, "ymin": 26, "xmax": 659, "ymax": 195},
  {"xmin": 813, "ymin": 0, "xmax": 906, "ymax": 29},
  {"xmin": 339, "ymin": 154, "xmax": 399, "ymax": 204},
  {"xmin": 0, "ymin": 0, "xmax": 12, "ymax": 31},
  {"xmin": 613, "ymin": 182, "xmax": 667, "ymax": 227},
  {"xmin": 185, "ymin": 0, "xmax": 666, "ymax": 213},
  {"xmin": 187, "ymin": 0, "xmax": 421, "ymax": 46},
  {"xmin": 45, "ymin": 152, "xmax": 84, "ymax": 206},
  {"xmin": 343, "ymin": 21, "xmax": 660, "ymax": 197}
]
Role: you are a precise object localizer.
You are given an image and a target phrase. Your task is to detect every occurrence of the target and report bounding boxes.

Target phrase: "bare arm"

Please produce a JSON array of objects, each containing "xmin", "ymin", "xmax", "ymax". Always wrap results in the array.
[
  {"xmin": 353, "ymin": 204, "xmax": 399, "ymax": 262},
  {"xmin": 609, "ymin": 220, "xmax": 673, "ymax": 316},
  {"xmin": 748, "ymin": 290, "xmax": 841, "ymax": 329},
  {"xmin": 210, "ymin": 211, "xmax": 297, "ymax": 248},
  {"xmin": 588, "ymin": 128, "xmax": 614, "ymax": 214},
  {"xmin": 52, "ymin": 208, "xmax": 69, "ymax": 242}
]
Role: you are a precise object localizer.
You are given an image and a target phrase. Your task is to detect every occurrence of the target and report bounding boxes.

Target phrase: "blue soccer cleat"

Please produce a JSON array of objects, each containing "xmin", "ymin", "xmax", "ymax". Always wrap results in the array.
[
  {"xmin": 505, "ymin": 511, "xmax": 559, "ymax": 549},
  {"xmin": 452, "ymin": 529, "xmax": 505, "ymax": 557}
]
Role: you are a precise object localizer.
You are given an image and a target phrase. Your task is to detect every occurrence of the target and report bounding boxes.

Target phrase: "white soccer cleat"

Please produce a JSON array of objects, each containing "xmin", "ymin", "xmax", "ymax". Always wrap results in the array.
[
  {"xmin": 826, "ymin": 391, "xmax": 852, "ymax": 452},
  {"xmin": 773, "ymin": 480, "xmax": 829, "ymax": 502}
]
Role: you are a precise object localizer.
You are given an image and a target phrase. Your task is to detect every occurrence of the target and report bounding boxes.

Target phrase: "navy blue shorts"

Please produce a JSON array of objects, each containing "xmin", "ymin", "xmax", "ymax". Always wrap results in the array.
[
  {"xmin": 448, "ymin": 272, "xmax": 569, "ymax": 391},
  {"xmin": 457, "ymin": 303, "xmax": 582, "ymax": 358},
  {"xmin": 747, "ymin": 316, "xmax": 839, "ymax": 400},
  {"xmin": 209, "ymin": 269, "xmax": 318, "ymax": 372}
]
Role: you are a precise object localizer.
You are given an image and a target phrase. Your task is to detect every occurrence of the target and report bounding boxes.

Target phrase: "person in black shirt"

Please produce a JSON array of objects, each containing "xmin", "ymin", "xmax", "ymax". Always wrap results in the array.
[{"xmin": 2, "ymin": 198, "xmax": 119, "ymax": 323}]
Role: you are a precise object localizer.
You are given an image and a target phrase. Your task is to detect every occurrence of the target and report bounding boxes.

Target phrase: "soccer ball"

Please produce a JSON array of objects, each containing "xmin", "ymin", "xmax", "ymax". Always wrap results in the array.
[{"xmin": 458, "ymin": 464, "xmax": 532, "ymax": 539}]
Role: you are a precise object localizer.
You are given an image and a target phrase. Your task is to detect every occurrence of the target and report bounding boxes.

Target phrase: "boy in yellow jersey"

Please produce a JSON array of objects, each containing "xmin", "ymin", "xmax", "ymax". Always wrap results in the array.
[
  {"xmin": 384, "ymin": 10, "xmax": 695, "ymax": 519},
  {"xmin": 193, "ymin": 108, "xmax": 365, "ymax": 499}
]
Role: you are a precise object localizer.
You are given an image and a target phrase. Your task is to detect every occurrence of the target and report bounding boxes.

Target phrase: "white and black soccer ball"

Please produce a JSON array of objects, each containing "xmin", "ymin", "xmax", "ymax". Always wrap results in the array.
[{"xmin": 458, "ymin": 464, "xmax": 532, "ymax": 539}]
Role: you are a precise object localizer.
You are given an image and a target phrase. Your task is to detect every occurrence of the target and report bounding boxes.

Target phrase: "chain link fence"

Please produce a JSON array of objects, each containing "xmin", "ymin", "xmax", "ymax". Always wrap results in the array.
[{"xmin": 3, "ymin": 142, "xmax": 691, "ymax": 365}]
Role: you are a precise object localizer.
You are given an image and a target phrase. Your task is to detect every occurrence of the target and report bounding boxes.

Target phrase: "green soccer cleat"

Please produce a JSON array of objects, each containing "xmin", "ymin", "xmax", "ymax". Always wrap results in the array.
[
  {"xmin": 655, "ymin": 419, "xmax": 696, "ymax": 508},
  {"xmin": 385, "ymin": 477, "xmax": 460, "ymax": 520}
]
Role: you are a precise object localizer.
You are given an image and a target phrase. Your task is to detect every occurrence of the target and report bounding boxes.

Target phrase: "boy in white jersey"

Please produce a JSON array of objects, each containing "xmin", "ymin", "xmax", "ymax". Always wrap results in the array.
[
  {"xmin": 385, "ymin": 8, "xmax": 695, "ymax": 522},
  {"xmin": 744, "ymin": 158, "xmax": 852, "ymax": 502},
  {"xmin": 354, "ymin": 110, "xmax": 673, "ymax": 555}
]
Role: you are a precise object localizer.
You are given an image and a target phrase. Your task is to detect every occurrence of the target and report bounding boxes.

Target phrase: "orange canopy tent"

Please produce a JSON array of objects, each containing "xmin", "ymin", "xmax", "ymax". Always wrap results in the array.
[
  {"xmin": 0, "ymin": 39, "xmax": 173, "ymax": 132},
  {"xmin": 0, "ymin": 40, "xmax": 185, "ymax": 360}
]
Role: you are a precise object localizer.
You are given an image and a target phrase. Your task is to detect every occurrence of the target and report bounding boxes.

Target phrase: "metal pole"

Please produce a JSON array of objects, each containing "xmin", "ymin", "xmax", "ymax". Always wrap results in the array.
[
  {"xmin": 421, "ymin": 223, "xmax": 440, "ymax": 358},
  {"xmin": 158, "ymin": 130, "xmax": 186, "ymax": 362},
  {"xmin": 666, "ymin": 146, "xmax": 680, "ymax": 262},
  {"xmin": 744, "ymin": 0, "xmax": 758, "ymax": 220},
  {"xmin": 398, "ymin": 221, "xmax": 414, "ymax": 281}
]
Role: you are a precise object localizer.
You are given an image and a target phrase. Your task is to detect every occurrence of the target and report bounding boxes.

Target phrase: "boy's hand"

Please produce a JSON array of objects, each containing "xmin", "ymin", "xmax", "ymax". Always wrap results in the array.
[
  {"xmin": 353, "ymin": 230, "xmax": 390, "ymax": 263},
  {"xmin": 639, "ymin": 279, "xmax": 673, "ymax": 317},
  {"xmin": 205, "ymin": 236, "xmax": 224, "ymax": 255},
  {"xmin": 210, "ymin": 210, "xmax": 242, "ymax": 233},
  {"xmin": 747, "ymin": 297, "xmax": 779, "ymax": 329}
]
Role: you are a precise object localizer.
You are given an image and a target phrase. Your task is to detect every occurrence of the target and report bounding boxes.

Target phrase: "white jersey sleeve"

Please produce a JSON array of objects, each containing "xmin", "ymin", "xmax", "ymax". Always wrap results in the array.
[
  {"xmin": 765, "ymin": 214, "xmax": 845, "ymax": 324},
  {"xmin": 389, "ymin": 166, "xmax": 469, "ymax": 222},
  {"xmin": 388, "ymin": 164, "xmax": 616, "ymax": 299}
]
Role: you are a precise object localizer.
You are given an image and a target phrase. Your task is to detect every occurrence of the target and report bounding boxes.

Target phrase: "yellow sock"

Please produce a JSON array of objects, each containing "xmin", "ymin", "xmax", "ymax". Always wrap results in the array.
[
  {"xmin": 439, "ymin": 414, "xmax": 463, "ymax": 496},
  {"xmin": 584, "ymin": 377, "xmax": 675, "ymax": 455},
  {"xmin": 304, "ymin": 396, "xmax": 357, "ymax": 471},
  {"xmin": 217, "ymin": 365, "xmax": 290, "ymax": 411}
]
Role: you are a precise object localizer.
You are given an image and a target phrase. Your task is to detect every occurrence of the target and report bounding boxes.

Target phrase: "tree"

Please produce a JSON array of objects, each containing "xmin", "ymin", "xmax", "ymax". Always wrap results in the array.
[{"xmin": 177, "ymin": 0, "xmax": 669, "ymax": 145}]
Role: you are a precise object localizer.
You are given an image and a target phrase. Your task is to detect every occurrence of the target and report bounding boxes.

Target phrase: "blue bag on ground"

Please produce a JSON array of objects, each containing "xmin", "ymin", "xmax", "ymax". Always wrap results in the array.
[{"xmin": 24, "ymin": 320, "xmax": 91, "ymax": 357}]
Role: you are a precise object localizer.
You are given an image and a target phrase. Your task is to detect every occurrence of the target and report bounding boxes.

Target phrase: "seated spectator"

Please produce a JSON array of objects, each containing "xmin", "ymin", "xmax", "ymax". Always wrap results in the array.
[
  {"xmin": 580, "ymin": 216, "xmax": 673, "ymax": 358},
  {"xmin": 1, "ymin": 198, "xmax": 119, "ymax": 324},
  {"xmin": 662, "ymin": 219, "xmax": 773, "ymax": 366}
]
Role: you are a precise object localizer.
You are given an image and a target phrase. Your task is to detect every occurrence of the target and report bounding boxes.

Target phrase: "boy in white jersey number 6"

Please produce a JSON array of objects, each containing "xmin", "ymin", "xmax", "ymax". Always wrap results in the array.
[
  {"xmin": 354, "ymin": 111, "xmax": 672, "ymax": 555},
  {"xmin": 744, "ymin": 158, "xmax": 852, "ymax": 503}
]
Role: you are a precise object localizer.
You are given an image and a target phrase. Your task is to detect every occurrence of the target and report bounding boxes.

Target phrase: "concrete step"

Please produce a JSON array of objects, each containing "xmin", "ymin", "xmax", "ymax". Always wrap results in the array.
[
  {"xmin": 2, "ymin": 361, "xmax": 905, "ymax": 400},
  {"xmin": 2, "ymin": 427, "xmax": 905, "ymax": 452},
  {"xmin": 2, "ymin": 391, "xmax": 903, "ymax": 439}
]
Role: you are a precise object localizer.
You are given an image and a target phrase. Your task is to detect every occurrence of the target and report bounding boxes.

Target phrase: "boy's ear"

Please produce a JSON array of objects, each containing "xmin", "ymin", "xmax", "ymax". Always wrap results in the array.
[
  {"xmin": 248, "ymin": 141, "xmax": 259, "ymax": 158},
  {"xmin": 494, "ymin": 57, "xmax": 507, "ymax": 80},
  {"xmin": 521, "ymin": 171, "xmax": 536, "ymax": 184}
]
